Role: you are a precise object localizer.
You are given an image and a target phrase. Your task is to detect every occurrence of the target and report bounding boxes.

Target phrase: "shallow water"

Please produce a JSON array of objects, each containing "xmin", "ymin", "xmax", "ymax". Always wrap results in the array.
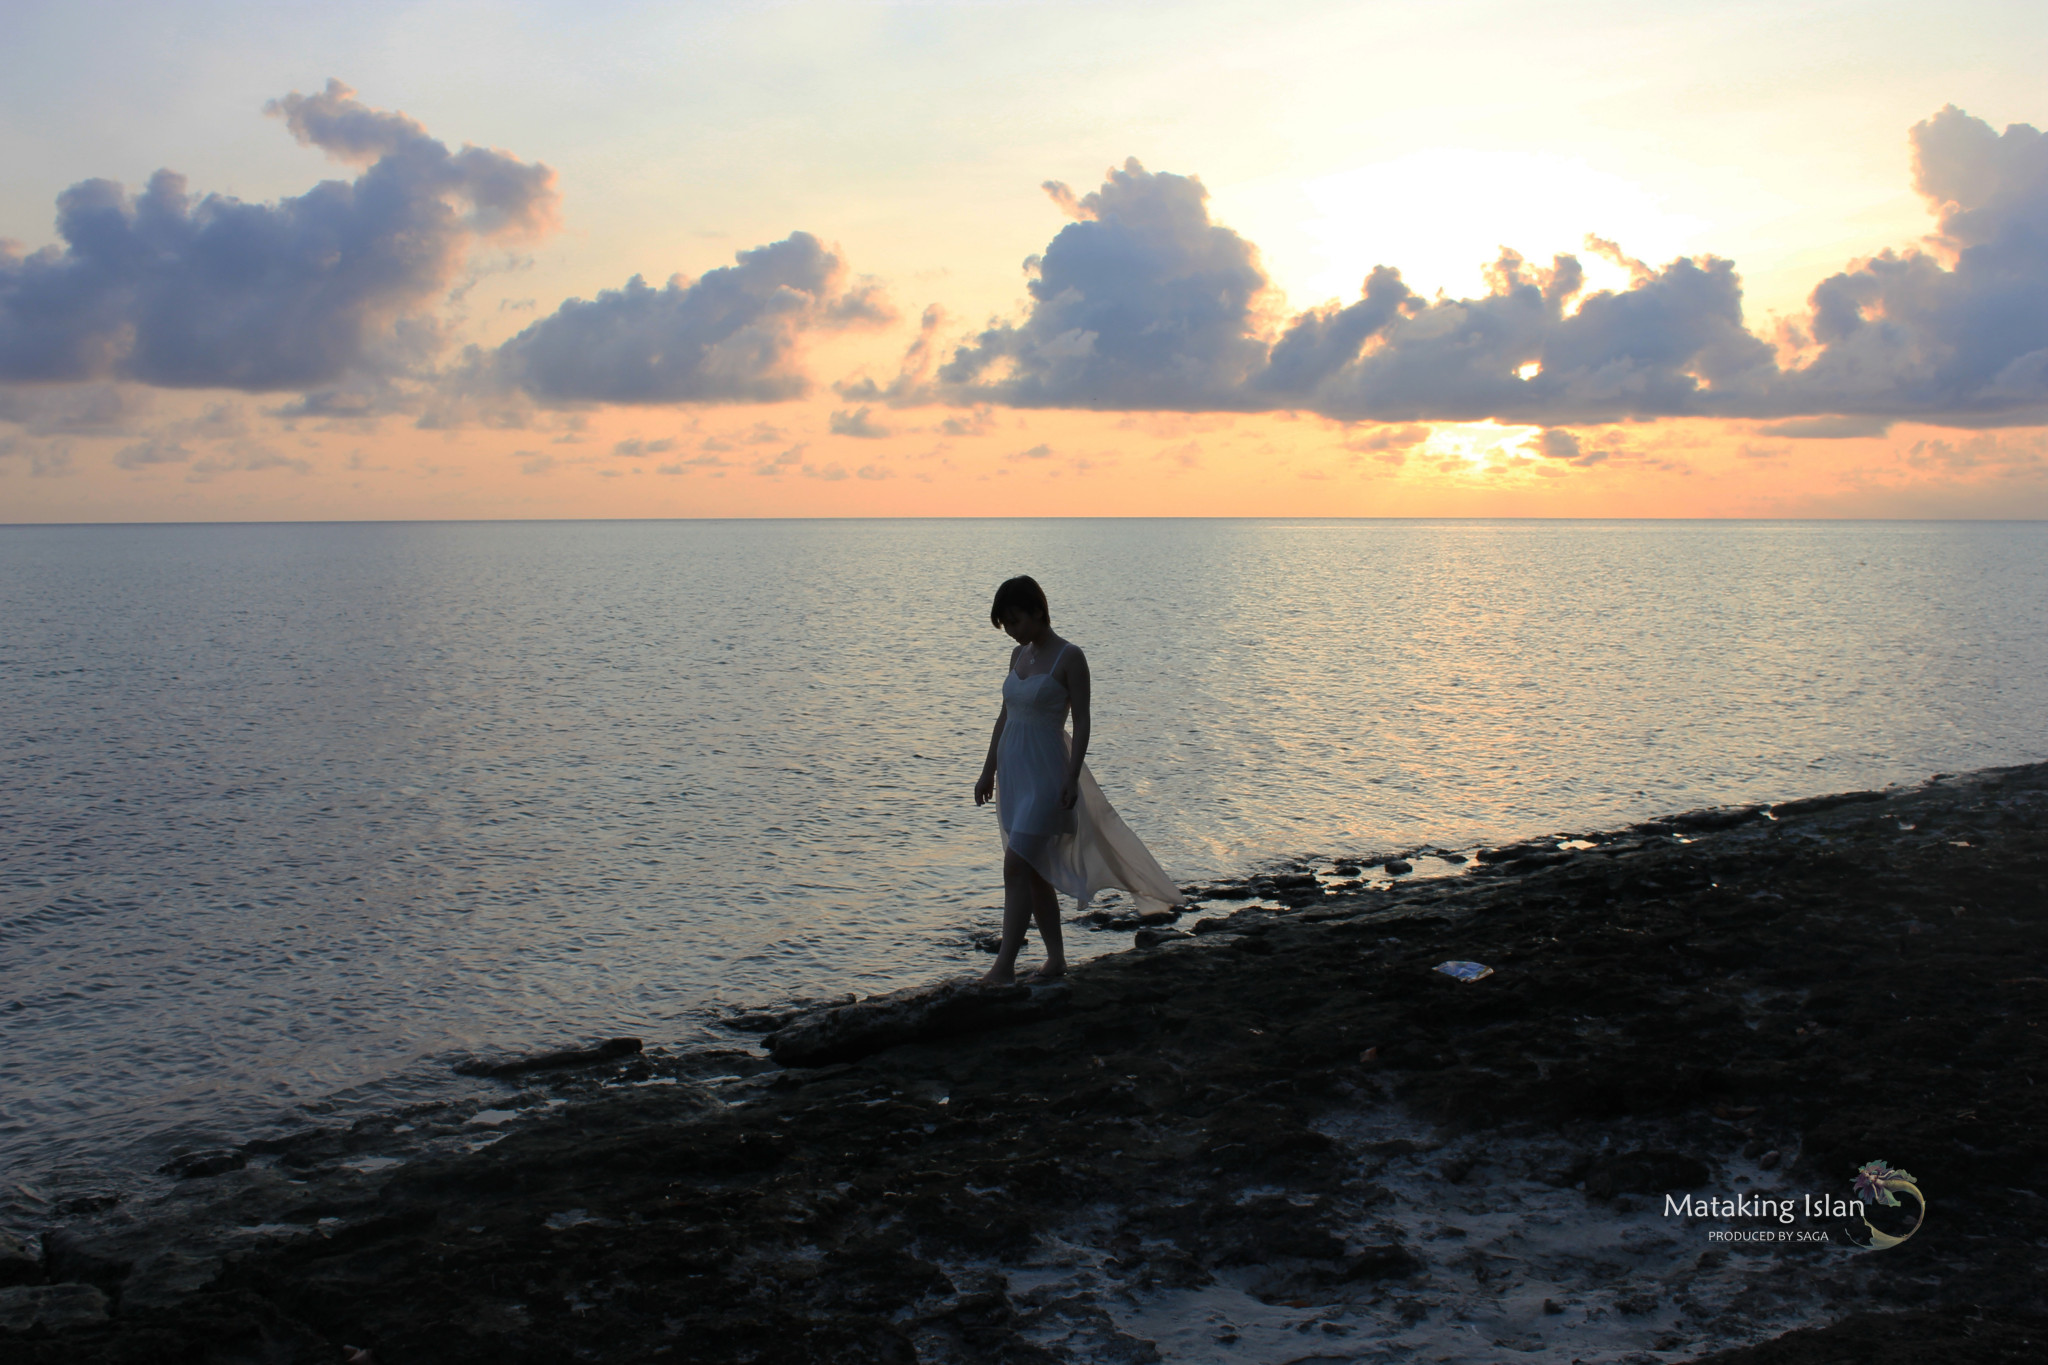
[{"xmin": 3, "ymin": 519, "xmax": 2044, "ymax": 1181}]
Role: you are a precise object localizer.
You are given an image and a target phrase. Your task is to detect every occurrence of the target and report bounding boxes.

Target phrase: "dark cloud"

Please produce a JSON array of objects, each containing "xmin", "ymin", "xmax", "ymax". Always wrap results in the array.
[
  {"xmin": 489, "ymin": 233, "xmax": 893, "ymax": 405},
  {"xmin": 938, "ymin": 405, "xmax": 996, "ymax": 437},
  {"xmin": 1753, "ymin": 415, "xmax": 1893, "ymax": 439},
  {"xmin": 0, "ymin": 80, "xmax": 557, "ymax": 394},
  {"xmin": 1267, "ymin": 247, "xmax": 1779, "ymax": 424},
  {"xmin": 1769, "ymin": 106, "xmax": 2048, "ymax": 424},
  {"xmin": 928, "ymin": 107, "xmax": 2048, "ymax": 429},
  {"xmin": 829, "ymin": 406, "xmax": 890, "ymax": 438},
  {"xmin": 612, "ymin": 437, "xmax": 677, "ymax": 457},
  {"xmin": 0, "ymin": 382, "xmax": 156, "ymax": 435},
  {"xmin": 936, "ymin": 160, "xmax": 1271, "ymax": 410},
  {"xmin": 0, "ymin": 434, "xmax": 76, "ymax": 477}
]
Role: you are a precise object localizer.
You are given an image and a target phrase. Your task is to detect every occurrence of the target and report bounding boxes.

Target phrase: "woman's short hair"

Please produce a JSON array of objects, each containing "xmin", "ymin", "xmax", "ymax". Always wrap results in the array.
[{"xmin": 990, "ymin": 575, "xmax": 1050, "ymax": 628}]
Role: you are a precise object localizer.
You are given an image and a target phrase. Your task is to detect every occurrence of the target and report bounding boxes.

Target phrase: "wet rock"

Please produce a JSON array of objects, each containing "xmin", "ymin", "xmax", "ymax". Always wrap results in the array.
[
  {"xmin": 1269, "ymin": 872, "xmax": 1319, "ymax": 890},
  {"xmin": 0, "ymin": 1232, "xmax": 39, "ymax": 1287},
  {"xmin": 1771, "ymin": 789, "xmax": 1889, "ymax": 819},
  {"xmin": 1248, "ymin": 1244, "xmax": 1423, "ymax": 1304},
  {"xmin": 1662, "ymin": 804, "xmax": 1765, "ymax": 832},
  {"xmin": 1191, "ymin": 917, "xmax": 1232, "ymax": 934},
  {"xmin": 0, "ymin": 1283, "xmax": 109, "ymax": 1334},
  {"xmin": 1439, "ymin": 852, "xmax": 1469, "ymax": 864},
  {"xmin": 1331, "ymin": 863, "xmax": 1362, "ymax": 875},
  {"xmin": 1584, "ymin": 1150, "xmax": 1711, "ymax": 1200},
  {"xmin": 40, "ymin": 1228, "xmax": 133, "ymax": 1289},
  {"xmin": 453, "ymin": 1036, "xmax": 643, "ymax": 1077},
  {"xmin": 1476, "ymin": 842, "xmax": 1553, "ymax": 864},
  {"xmin": 242, "ymin": 1127, "xmax": 337, "ymax": 1157},
  {"xmin": 50, "ymin": 1192, "xmax": 120, "ymax": 1218},
  {"xmin": 1133, "ymin": 927, "xmax": 1192, "ymax": 948},
  {"xmin": 119, "ymin": 1250, "xmax": 222, "ymax": 1310},
  {"xmin": 766, "ymin": 977, "xmax": 1071, "ymax": 1067},
  {"xmin": 725, "ymin": 1009, "xmax": 794, "ymax": 1032},
  {"xmin": 1135, "ymin": 908, "xmax": 1180, "ymax": 927},
  {"xmin": 1509, "ymin": 850, "xmax": 1573, "ymax": 869},
  {"xmin": 158, "ymin": 1147, "xmax": 247, "ymax": 1180},
  {"xmin": 1383, "ymin": 859, "xmax": 1414, "ymax": 876}
]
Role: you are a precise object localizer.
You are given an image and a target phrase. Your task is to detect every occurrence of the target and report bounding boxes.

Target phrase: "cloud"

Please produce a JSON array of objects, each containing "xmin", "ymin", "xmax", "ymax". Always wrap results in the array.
[
  {"xmin": 935, "ymin": 159, "xmax": 1271, "ymax": 410},
  {"xmin": 112, "ymin": 435, "xmax": 193, "ymax": 469},
  {"xmin": 105, "ymin": 400, "xmax": 255, "ymax": 470},
  {"xmin": 186, "ymin": 446, "xmax": 312, "ymax": 480},
  {"xmin": 753, "ymin": 443, "xmax": 805, "ymax": 476},
  {"xmin": 1274, "ymin": 247, "xmax": 1780, "ymax": 424},
  {"xmin": 0, "ymin": 434, "xmax": 76, "ymax": 477},
  {"xmin": 926, "ymin": 107, "xmax": 2048, "ymax": 429},
  {"xmin": 613, "ymin": 437, "xmax": 677, "ymax": 457},
  {"xmin": 1767, "ymin": 106, "xmax": 2048, "ymax": 424},
  {"xmin": 0, "ymin": 80, "xmax": 557, "ymax": 394},
  {"xmin": 0, "ymin": 383, "xmax": 156, "ymax": 435},
  {"xmin": 1753, "ymin": 415, "xmax": 1893, "ymax": 439},
  {"xmin": 938, "ymin": 405, "xmax": 996, "ymax": 437},
  {"xmin": 829, "ymin": 406, "xmax": 890, "ymax": 438},
  {"xmin": 487, "ymin": 233, "xmax": 894, "ymax": 404},
  {"xmin": 1010, "ymin": 442, "xmax": 1053, "ymax": 460},
  {"xmin": 1343, "ymin": 422, "xmax": 1430, "ymax": 453},
  {"xmin": 1533, "ymin": 427, "xmax": 1612, "ymax": 466}
]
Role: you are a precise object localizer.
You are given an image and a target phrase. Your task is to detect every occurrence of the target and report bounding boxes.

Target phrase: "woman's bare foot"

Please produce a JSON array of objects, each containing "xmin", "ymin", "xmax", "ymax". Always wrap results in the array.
[
  {"xmin": 1025, "ymin": 962, "xmax": 1066, "ymax": 982},
  {"xmin": 980, "ymin": 964, "xmax": 1017, "ymax": 986}
]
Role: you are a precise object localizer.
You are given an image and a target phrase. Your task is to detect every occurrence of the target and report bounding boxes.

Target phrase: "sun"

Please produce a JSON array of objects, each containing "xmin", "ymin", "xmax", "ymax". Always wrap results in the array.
[{"xmin": 1416, "ymin": 421, "xmax": 1545, "ymax": 472}]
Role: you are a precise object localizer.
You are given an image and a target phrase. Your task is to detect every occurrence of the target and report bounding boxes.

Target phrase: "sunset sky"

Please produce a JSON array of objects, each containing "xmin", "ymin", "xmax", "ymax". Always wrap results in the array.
[{"xmin": 5, "ymin": 0, "xmax": 2048, "ymax": 520}]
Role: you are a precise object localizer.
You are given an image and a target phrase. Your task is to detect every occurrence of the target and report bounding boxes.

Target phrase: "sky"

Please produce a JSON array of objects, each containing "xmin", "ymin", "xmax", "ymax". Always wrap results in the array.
[{"xmin": 4, "ymin": 0, "xmax": 2048, "ymax": 520}]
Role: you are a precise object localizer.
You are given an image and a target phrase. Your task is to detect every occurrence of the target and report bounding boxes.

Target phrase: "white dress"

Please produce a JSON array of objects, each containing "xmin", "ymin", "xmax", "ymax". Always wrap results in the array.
[{"xmin": 997, "ymin": 644, "xmax": 1184, "ymax": 915}]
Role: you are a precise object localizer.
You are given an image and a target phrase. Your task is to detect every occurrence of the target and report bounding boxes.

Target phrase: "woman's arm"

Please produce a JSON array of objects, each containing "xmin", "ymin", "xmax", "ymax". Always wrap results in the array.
[
  {"xmin": 1060, "ymin": 647, "xmax": 1090, "ymax": 808},
  {"xmin": 975, "ymin": 646, "xmax": 1017, "ymax": 806},
  {"xmin": 974, "ymin": 703, "xmax": 1007, "ymax": 806}
]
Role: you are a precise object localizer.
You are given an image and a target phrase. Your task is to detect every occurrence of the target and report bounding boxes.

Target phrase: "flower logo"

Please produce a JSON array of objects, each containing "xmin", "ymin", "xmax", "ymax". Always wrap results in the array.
[{"xmin": 1850, "ymin": 1159, "xmax": 1925, "ymax": 1250}]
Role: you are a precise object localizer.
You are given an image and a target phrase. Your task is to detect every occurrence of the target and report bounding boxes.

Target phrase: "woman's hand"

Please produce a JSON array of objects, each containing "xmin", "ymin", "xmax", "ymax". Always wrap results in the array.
[
  {"xmin": 1059, "ymin": 775, "xmax": 1078, "ymax": 810},
  {"xmin": 974, "ymin": 771, "xmax": 995, "ymax": 806}
]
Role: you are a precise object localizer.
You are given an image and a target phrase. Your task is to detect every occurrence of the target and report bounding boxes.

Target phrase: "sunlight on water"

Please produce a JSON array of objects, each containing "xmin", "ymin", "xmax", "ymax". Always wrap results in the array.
[{"xmin": 2, "ymin": 519, "xmax": 2043, "ymax": 1179}]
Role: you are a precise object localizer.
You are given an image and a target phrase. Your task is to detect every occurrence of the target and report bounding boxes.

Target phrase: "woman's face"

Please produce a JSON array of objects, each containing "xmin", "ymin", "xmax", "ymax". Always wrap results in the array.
[{"xmin": 1000, "ymin": 607, "xmax": 1048, "ymax": 645}]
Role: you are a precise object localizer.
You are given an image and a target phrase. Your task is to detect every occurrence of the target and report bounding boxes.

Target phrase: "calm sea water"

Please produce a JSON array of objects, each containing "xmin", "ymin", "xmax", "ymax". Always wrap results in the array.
[{"xmin": 3, "ymin": 519, "xmax": 2044, "ymax": 1182}]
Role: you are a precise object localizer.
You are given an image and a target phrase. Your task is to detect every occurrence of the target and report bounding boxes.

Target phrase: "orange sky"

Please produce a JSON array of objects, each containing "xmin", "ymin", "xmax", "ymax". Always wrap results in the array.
[{"xmin": 5, "ymin": 1, "xmax": 2048, "ymax": 520}]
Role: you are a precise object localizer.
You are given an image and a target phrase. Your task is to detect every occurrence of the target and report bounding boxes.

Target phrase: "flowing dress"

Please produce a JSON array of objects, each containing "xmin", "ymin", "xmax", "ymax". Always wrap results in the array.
[{"xmin": 997, "ymin": 644, "xmax": 1184, "ymax": 915}]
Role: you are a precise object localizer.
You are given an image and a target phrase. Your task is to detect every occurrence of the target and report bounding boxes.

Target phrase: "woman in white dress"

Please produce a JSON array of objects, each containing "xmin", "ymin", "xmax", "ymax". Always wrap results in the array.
[{"xmin": 972, "ymin": 576, "xmax": 1185, "ymax": 984}]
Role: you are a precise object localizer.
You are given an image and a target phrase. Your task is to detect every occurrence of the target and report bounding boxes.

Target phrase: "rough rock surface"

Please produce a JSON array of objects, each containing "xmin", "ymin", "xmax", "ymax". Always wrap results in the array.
[
  {"xmin": 765, "ymin": 976, "xmax": 1072, "ymax": 1066},
  {"xmin": 2, "ymin": 764, "xmax": 2044, "ymax": 1362}
]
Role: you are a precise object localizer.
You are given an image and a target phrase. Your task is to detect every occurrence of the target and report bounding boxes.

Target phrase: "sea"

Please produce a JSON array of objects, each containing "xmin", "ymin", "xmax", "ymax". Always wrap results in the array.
[{"xmin": 3, "ymin": 518, "xmax": 2044, "ymax": 1185}]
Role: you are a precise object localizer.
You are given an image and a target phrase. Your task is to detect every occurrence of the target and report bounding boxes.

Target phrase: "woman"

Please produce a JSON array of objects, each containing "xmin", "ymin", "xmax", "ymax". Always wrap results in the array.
[{"xmin": 973, "ymin": 575, "xmax": 1185, "ymax": 984}]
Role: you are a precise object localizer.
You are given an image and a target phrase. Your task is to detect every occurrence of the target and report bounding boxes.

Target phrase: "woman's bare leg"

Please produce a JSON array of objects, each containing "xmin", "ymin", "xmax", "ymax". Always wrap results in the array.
[
  {"xmin": 1028, "ymin": 874, "xmax": 1066, "ymax": 979},
  {"xmin": 983, "ymin": 847, "xmax": 1040, "ymax": 985}
]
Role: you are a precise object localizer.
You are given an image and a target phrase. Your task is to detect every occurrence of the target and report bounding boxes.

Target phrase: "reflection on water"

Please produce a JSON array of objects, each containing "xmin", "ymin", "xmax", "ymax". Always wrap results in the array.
[{"xmin": 2, "ymin": 519, "xmax": 2043, "ymax": 1179}]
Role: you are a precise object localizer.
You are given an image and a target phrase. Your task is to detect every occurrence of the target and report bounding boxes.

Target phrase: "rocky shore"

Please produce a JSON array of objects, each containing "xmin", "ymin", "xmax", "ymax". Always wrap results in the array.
[{"xmin": 4, "ymin": 763, "xmax": 2044, "ymax": 1363}]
